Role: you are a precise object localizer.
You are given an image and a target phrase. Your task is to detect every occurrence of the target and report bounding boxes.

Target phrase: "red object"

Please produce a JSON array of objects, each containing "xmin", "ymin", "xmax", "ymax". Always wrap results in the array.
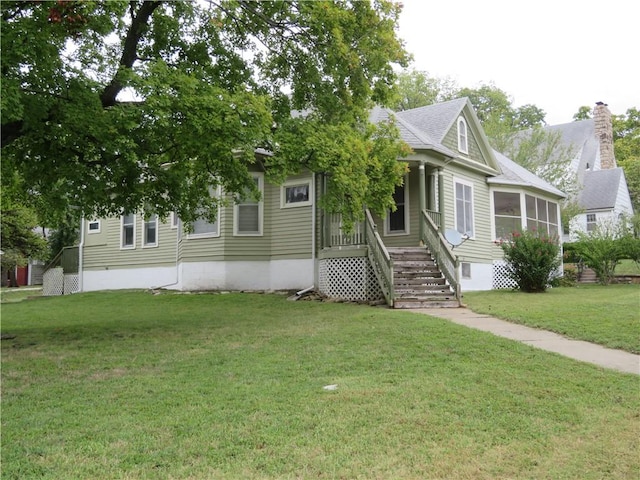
[{"xmin": 16, "ymin": 266, "xmax": 28, "ymax": 286}]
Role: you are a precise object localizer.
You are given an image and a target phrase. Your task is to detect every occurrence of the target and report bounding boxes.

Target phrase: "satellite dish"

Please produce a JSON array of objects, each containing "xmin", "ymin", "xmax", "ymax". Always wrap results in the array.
[{"xmin": 445, "ymin": 229, "xmax": 463, "ymax": 248}]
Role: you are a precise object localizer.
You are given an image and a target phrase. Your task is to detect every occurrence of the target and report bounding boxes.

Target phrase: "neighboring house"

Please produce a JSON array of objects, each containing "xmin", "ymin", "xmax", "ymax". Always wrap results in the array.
[
  {"xmin": 539, "ymin": 102, "xmax": 633, "ymax": 240},
  {"xmin": 67, "ymin": 98, "xmax": 565, "ymax": 307}
]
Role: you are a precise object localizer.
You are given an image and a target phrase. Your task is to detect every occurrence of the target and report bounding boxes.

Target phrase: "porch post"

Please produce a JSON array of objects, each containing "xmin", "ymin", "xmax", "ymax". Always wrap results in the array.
[
  {"xmin": 419, "ymin": 162, "xmax": 426, "ymax": 241},
  {"xmin": 438, "ymin": 167, "xmax": 445, "ymax": 231},
  {"xmin": 428, "ymin": 172, "xmax": 436, "ymax": 211}
]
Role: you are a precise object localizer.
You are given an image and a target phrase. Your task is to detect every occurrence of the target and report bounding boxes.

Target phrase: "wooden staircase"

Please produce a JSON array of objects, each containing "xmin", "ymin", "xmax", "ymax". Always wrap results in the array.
[{"xmin": 388, "ymin": 247, "xmax": 459, "ymax": 309}]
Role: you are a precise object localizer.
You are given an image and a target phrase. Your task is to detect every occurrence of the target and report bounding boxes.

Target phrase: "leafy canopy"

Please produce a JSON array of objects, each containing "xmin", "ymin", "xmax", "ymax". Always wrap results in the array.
[{"xmin": 1, "ymin": 0, "xmax": 409, "ymax": 227}]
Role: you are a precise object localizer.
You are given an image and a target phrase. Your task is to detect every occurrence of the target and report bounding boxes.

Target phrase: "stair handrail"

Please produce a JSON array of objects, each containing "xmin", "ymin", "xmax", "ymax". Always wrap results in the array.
[
  {"xmin": 420, "ymin": 210, "xmax": 461, "ymax": 305},
  {"xmin": 44, "ymin": 246, "xmax": 79, "ymax": 274},
  {"xmin": 364, "ymin": 209, "xmax": 394, "ymax": 307}
]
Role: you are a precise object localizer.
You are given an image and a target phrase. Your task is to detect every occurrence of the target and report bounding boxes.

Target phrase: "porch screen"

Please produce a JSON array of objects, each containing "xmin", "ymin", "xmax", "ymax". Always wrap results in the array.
[{"xmin": 493, "ymin": 192, "xmax": 521, "ymax": 239}]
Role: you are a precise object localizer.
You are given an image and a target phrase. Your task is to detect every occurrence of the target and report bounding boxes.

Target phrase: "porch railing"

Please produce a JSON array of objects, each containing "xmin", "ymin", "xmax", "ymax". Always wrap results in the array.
[
  {"xmin": 420, "ymin": 210, "xmax": 461, "ymax": 305},
  {"xmin": 324, "ymin": 212, "xmax": 365, "ymax": 248},
  {"xmin": 364, "ymin": 209, "xmax": 394, "ymax": 307},
  {"xmin": 44, "ymin": 246, "xmax": 79, "ymax": 274},
  {"xmin": 425, "ymin": 209, "xmax": 441, "ymax": 229}
]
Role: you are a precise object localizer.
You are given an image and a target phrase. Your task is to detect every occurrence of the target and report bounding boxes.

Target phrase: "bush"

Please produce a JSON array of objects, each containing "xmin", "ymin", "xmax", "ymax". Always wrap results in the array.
[{"xmin": 498, "ymin": 229, "xmax": 561, "ymax": 293}]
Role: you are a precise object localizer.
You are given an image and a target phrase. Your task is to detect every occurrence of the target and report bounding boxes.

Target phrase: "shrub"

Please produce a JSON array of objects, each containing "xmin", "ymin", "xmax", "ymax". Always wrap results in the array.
[{"xmin": 499, "ymin": 229, "xmax": 561, "ymax": 293}]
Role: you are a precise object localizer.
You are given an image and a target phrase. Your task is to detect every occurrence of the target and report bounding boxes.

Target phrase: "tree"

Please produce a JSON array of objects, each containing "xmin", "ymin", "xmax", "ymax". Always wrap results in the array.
[
  {"xmin": 613, "ymin": 108, "xmax": 640, "ymax": 212},
  {"xmin": 391, "ymin": 69, "xmax": 457, "ymax": 111},
  {"xmin": 0, "ymin": 196, "xmax": 48, "ymax": 287},
  {"xmin": 572, "ymin": 106, "xmax": 592, "ymax": 121},
  {"xmin": 1, "ymin": 0, "xmax": 409, "ymax": 229}
]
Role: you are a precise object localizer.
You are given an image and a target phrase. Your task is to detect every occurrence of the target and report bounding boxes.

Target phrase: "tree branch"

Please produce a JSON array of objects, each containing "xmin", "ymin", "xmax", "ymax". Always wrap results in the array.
[{"xmin": 100, "ymin": 0, "xmax": 161, "ymax": 108}]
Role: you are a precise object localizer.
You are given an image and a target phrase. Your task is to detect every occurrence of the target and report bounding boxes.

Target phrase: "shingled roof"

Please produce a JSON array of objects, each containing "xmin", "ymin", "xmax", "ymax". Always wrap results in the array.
[
  {"xmin": 579, "ymin": 168, "xmax": 624, "ymax": 210},
  {"xmin": 489, "ymin": 150, "xmax": 565, "ymax": 198}
]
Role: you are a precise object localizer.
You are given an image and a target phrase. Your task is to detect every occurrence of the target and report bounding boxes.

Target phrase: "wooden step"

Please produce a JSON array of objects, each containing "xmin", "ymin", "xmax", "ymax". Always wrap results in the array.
[{"xmin": 394, "ymin": 298, "xmax": 460, "ymax": 309}]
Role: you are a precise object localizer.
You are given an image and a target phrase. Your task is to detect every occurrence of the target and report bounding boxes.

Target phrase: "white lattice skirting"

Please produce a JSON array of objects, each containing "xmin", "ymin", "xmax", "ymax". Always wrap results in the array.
[
  {"xmin": 43, "ymin": 268, "xmax": 79, "ymax": 296},
  {"xmin": 492, "ymin": 261, "xmax": 518, "ymax": 290},
  {"xmin": 318, "ymin": 257, "xmax": 383, "ymax": 302}
]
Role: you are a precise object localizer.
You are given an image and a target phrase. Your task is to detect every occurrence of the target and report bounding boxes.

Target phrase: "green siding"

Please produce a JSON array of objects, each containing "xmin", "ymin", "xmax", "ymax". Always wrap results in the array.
[
  {"xmin": 442, "ymin": 117, "xmax": 486, "ymax": 164},
  {"xmin": 441, "ymin": 165, "xmax": 494, "ymax": 263},
  {"xmin": 83, "ymin": 216, "xmax": 178, "ymax": 270}
]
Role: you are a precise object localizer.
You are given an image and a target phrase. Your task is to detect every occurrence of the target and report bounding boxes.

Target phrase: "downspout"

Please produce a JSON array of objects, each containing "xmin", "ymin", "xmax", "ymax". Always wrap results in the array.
[
  {"xmin": 78, "ymin": 216, "xmax": 85, "ymax": 292},
  {"xmin": 296, "ymin": 172, "xmax": 317, "ymax": 296}
]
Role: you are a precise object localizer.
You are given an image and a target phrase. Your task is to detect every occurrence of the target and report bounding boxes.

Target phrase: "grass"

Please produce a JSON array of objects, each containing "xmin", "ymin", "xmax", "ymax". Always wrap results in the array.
[
  {"xmin": 615, "ymin": 259, "xmax": 640, "ymax": 275},
  {"xmin": 463, "ymin": 284, "xmax": 640, "ymax": 354},
  {"xmin": 1, "ymin": 287, "xmax": 42, "ymax": 304},
  {"xmin": 1, "ymin": 291, "xmax": 639, "ymax": 479}
]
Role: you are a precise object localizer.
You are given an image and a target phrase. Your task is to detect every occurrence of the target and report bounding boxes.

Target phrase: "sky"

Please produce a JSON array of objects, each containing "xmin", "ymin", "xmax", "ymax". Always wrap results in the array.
[{"xmin": 397, "ymin": 0, "xmax": 639, "ymax": 125}]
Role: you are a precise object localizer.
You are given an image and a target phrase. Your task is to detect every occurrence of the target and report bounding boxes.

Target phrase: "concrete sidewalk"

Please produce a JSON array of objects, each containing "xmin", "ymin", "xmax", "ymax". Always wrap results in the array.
[{"xmin": 415, "ymin": 307, "xmax": 640, "ymax": 375}]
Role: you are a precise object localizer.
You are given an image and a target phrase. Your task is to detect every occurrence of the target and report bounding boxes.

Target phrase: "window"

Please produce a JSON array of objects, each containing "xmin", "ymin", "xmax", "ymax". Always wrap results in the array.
[
  {"xmin": 586, "ymin": 213, "xmax": 597, "ymax": 232},
  {"xmin": 188, "ymin": 187, "xmax": 221, "ymax": 239},
  {"xmin": 461, "ymin": 262, "xmax": 471, "ymax": 279},
  {"xmin": 234, "ymin": 174, "xmax": 263, "ymax": 235},
  {"xmin": 121, "ymin": 213, "xmax": 135, "ymax": 249},
  {"xmin": 87, "ymin": 220, "xmax": 100, "ymax": 234},
  {"xmin": 281, "ymin": 180, "xmax": 312, "ymax": 208},
  {"xmin": 386, "ymin": 178, "xmax": 409, "ymax": 235},
  {"xmin": 493, "ymin": 192, "xmax": 522, "ymax": 239},
  {"xmin": 143, "ymin": 215, "xmax": 158, "ymax": 247},
  {"xmin": 525, "ymin": 195, "xmax": 558, "ymax": 236},
  {"xmin": 170, "ymin": 212, "xmax": 179, "ymax": 229},
  {"xmin": 457, "ymin": 117, "xmax": 468, "ymax": 154},
  {"xmin": 454, "ymin": 180, "xmax": 474, "ymax": 237}
]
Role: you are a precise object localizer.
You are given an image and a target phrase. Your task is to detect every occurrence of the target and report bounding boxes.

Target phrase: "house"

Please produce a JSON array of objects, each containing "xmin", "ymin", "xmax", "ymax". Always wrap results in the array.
[
  {"xmin": 538, "ymin": 102, "xmax": 633, "ymax": 240},
  {"xmin": 61, "ymin": 98, "xmax": 565, "ymax": 307}
]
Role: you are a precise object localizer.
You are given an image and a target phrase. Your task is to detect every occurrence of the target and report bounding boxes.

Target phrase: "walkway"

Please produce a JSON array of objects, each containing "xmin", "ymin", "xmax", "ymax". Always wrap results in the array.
[{"xmin": 416, "ymin": 307, "xmax": 640, "ymax": 375}]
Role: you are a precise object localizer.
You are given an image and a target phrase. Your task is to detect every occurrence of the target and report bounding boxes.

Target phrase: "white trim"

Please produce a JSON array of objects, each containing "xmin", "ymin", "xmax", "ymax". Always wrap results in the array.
[
  {"xmin": 281, "ymin": 179, "xmax": 313, "ymax": 208},
  {"xmin": 234, "ymin": 173, "xmax": 264, "ymax": 236},
  {"xmin": 385, "ymin": 174, "xmax": 410, "ymax": 236},
  {"xmin": 120, "ymin": 213, "xmax": 136, "ymax": 250},
  {"xmin": 87, "ymin": 219, "xmax": 101, "ymax": 234},
  {"xmin": 457, "ymin": 116, "xmax": 469, "ymax": 154},
  {"xmin": 142, "ymin": 215, "xmax": 159, "ymax": 248},
  {"xmin": 453, "ymin": 178, "xmax": 475, "ymax": 238},
  {"xmin": 170, "ymin": 212, "xmax": 179, "ymax": 229},
  {"xmin": 186, "ymin": 186, "xmax": 222, "ymax": 239}
]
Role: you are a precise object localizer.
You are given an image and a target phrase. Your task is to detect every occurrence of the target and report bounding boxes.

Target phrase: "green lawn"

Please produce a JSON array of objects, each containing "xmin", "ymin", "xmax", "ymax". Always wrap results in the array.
[
  {"xmin": 615, "ymin": 259, "xmax": 640, "ymax": 275},
  {"xmin": 1, "ymin": 291, "xmax": 638, "ymax": 479},
  {"xmin": 463, "ymin": 284, "xmax": 640, "ymax": 353},
  {"xmin": 0, "ymin": 286, "xmax": 42, "ymax": 304}
]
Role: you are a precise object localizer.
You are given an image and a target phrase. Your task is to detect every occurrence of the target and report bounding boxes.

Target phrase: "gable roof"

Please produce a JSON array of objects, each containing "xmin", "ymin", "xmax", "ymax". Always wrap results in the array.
[
  {"xmin": 489, "ymin": 150, "xmax": 566, "ymax": 198},
  {"xmin": 543, "ymin": 119, "xmax": 600, "ymax": 181},
  {"xmin": 579, "ymin": 168, "xmax": 624, "ymax": 210},
  {"xmin": 395, "ymin": 97, "xmax": 468, "ymax": 144}
]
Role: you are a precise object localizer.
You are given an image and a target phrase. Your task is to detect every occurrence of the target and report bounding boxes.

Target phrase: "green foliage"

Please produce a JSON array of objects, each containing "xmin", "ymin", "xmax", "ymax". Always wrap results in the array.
[
  {"xmin": 0, "ymin": 197, "xmax": 48, "ymax": 274},
  {"xmin": 573, "ymin": 217, "xmax": 636, "ymax": 285},
  {"xmin": 572, "ymin": 106, "xmax": 592, "ymax": 121},
  {"xmin": 391, "ymin": 69, "xmax": 458, "ymax": 111},
  {"xmin": 1, "ymin": 0, "xmax": 409, "ymax": 226},
  {"xmin": 498, "ymin": 229, "xmax": 561, "ymax": 293}
]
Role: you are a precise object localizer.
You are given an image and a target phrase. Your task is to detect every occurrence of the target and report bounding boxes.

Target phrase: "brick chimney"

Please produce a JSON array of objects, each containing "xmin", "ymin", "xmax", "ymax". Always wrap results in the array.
[{"xmin": 593, "ymin": 101, "xmax": 616, "ymax": 169}]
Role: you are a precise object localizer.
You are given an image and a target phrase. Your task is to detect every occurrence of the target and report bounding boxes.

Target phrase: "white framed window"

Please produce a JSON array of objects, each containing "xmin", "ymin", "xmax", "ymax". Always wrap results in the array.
[
  {"xmin": 586, "ymin": 213, "xmax": 597, "ymax": 232},
  {"xmin": 170, "ymin": 212, "xmax": 179, "ymax": 229},
  {"xmin": 493, "ymin": 191, "xmax": 522, "ymax": 239},
  {"xmin": 234, "ymin": 174, "xmax": 263, "ymax": 236},
  {"xmin": 454, "ymin": 179, "xmax": 474, "ymax": 238},
  {"xmin": 385, "ymin": 176, "xmax": 410, "ymax": 235},
  {"xmin": 525, "ymin": 195, "xmax": 559, "ymax": 236},
  {"xmin": 121, "ymin": 213, "xmax": 135, "ymax": 249},
  {"xmin": 143, "ymin": 215, "xmax": 158, "ymax": 247},
  {"xmin": 457, "ymin": 117, "xmax": 468, "ymax": 154},
  {"xmin": 461, "ymin": 262, "xmax": 471, "ymax": 279},
  {"xmin": 187, "ymin": 187, "xmax": 222, "ymax": 239},
  {"xmin": 87, "ymin": 220, "xmax": 101, "ymax": 234},
  {"xmin": 281, "ymin": 180, "xmax": 312, "ymax": 208}
]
